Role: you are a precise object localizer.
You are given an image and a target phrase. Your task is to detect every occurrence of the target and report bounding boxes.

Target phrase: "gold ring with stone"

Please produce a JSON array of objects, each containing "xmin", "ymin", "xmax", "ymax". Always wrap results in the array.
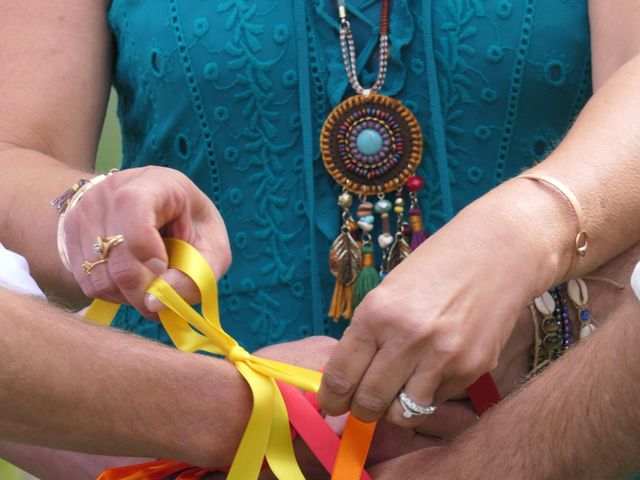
[
  {"xmin": 82, "ymin": 234, "xmax": 124, "ymax": 275},
  {"xmin": 92, "ymin": 235, "xmax": 124, "ymax": 259}
]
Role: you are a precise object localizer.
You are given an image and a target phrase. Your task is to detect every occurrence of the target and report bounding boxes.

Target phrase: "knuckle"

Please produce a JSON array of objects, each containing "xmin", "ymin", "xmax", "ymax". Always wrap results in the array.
[
  {"xmin": 454, "ymin": 355, "xmax": 491, "ymax": 382},
  {"xmin": 467, "ymin": 345, "xmax": 499, "ymax": 375},
  {"xmin": 143, "ymin": 165, "xmax": 188, "ymax": 190},
  {"xmin": 355, "ymin": 286, "xmax": 432, "ymax": 344},
  {"xmin": 321, "ymin": 368, "xmax": 356, "ymax": 397},
  {"xmin": 301, "ymin": 335, "xmax": 338, "ymax": 351},
  {"xmin": 140, "ymin": 165, "xmax": 162, "ymax": 175},
  {"xmin": 108, "ymin": 255, "xmax": 142, "ymax": 292},
  {"xmin": 397, "ymin": 319, "xmax": 432, "ymax": 346},
  {"xmin": 352, "ymin": 388, "xmax": 388, "ymax": 416},
  {"xmin": 113, "ymin": 185, "xmax": 142, "ymax": 209},
  {"xmin": 432, "ymin": 332, "xmax": 466, "ymax": 361},
  {"xmin": 357, "ymin": 286, "xmax": 388, "ymax": 316},
  {"xmin": 313, "ymin": 335, "xmax": 338, "ymax": 348},
  {"xmin": 90, "ymin": 273, "xmax": 119, "ymax": 298}
]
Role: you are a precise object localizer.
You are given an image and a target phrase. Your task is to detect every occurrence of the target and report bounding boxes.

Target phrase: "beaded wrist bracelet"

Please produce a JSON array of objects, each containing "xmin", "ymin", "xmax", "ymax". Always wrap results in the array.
[{"xmin": 528, "ymin": 276, "xmax": 624, "ymax": 379}]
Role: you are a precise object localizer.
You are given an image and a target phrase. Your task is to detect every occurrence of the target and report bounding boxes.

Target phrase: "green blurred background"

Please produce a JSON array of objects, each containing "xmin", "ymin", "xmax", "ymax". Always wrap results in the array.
[
  {"xmin": 96, "ymin": 91, "xmax": 123, "ymax": 172},
  {"xmin": 0, "ymin": 91, "xmax": 122, "ymax": 479}
]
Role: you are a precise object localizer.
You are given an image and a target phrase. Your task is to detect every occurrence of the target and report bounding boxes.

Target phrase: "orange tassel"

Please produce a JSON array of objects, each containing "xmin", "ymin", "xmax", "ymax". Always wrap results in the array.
[{"xmin": 329, "ymin": 282, "xmax": 354, "ymax": 321}]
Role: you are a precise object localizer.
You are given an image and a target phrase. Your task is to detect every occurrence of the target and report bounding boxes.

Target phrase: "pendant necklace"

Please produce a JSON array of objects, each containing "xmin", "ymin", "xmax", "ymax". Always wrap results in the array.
[{"xmin": 322, "ymin": 0, "xmax": 430, "ymax": 321}]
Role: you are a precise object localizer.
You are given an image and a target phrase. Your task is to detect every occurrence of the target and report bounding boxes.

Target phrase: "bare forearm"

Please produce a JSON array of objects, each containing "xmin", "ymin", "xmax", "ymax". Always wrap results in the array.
[
  {"xmin": 458, "ymin": 54, "xmax": 640, "ymax": 292},
  {"xmin": 0, "ymin": 440, "xmax": 148, "ymax": 480},
  {"xmin": 0, "ymin": 288, "xmax": 252, "ymax": 466},
  {"xmin": 0, "ymin": 2, "xmax": 114, "ymax": 304},
  {"xmin": 525, "ymin": 53, "xmax": 640, "ymax": 279},
  {"xmin": 375, "ymin": 295, "xmax": 640, "ymax": 480},
  {"xmin": 458, "ymin": 297, "xmax": 640, "ymax": 479},
  {"xmin": 0, "ymin": 150, "xmax": 93, "ymax": 304}
]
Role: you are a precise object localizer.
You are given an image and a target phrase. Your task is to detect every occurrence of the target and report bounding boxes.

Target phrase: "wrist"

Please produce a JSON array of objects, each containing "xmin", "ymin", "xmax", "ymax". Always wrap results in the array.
[
  {"xmin": 173, "ymin": 356, "xmax": 252, "ymax": 467},
  {"xmin": 465, "ymin": 177, "xmax": 577, "ymax": 293}
]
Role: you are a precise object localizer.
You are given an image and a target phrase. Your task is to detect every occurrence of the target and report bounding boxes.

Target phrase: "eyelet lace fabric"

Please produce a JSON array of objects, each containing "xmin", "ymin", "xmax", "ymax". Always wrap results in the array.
[{"xmin": 108, "ymin": 0, "xmax": 591, "ymax": 351}]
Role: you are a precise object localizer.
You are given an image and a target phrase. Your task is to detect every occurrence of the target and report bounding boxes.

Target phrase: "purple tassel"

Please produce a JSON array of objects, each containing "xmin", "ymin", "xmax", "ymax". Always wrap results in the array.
[{"xmin": 409, "ymin": 207, "xmax": 429, "ymax": 251}]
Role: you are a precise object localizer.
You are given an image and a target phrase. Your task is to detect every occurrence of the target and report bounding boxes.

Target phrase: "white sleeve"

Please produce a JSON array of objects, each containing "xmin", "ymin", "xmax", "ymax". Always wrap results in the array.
[
  {"xmin": 0, "ymin": 242, "xmax": 45, "ymax": 298},
  {"xmin": 632, "ymin": 261, "xmax": 640, "ymax": 302}
]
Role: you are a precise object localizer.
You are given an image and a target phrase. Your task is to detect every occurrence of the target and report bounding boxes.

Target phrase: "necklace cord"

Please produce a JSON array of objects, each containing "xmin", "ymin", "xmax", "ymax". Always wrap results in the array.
[{"xmin": 338, "ymin": 0, "xmax": 392, "ymax": 95}]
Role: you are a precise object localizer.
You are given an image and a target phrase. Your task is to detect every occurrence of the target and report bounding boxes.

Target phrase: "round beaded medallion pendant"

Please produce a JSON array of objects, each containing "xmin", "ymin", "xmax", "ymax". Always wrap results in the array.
[{"xmin": 321, "ymin": 94, "xmax": 423, "ymax": 195}]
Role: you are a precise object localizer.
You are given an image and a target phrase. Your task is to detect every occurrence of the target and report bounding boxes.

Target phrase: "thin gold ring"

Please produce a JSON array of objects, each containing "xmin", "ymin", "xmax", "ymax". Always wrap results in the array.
[{"xmin": 82, "ymin": 258, "xmax": 108, "ymax": 275}]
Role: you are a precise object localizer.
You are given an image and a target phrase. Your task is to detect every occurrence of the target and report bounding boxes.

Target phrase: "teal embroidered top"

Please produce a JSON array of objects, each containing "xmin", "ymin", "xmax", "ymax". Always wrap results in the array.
[{"xmin": 108, "ymin": 0, "xmax": 592, "ymax": 352}]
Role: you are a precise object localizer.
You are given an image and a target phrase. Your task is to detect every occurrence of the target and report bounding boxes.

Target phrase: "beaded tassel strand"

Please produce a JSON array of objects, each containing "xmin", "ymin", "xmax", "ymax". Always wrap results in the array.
[
  {"xmin": 353, "ymin": 197, "xmax": 381, "ymax": 308},
  {"xmin": 406, "ymin": 175, "xmax": 429, "ymax": 250},
  {"xmin": 551, "ymin": 285, "xmax": 573, "ymax": 355},
  {"xmin": 385, "ymin": 191, "xmax": 411, "ymax": 272},
  {"xmin": 375, "ymin": 195, "xmax": 394, "ymax": 278},
  {"xmin": 567, "ymin": 278, "xmax": 596, "ymax": 340}
]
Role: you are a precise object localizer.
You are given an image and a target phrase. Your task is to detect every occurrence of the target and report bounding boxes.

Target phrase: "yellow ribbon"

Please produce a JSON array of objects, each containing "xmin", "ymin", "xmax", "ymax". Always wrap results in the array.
[{"xmin": 85, "ymin": 238, "xmax": 323, "ymax": 479}]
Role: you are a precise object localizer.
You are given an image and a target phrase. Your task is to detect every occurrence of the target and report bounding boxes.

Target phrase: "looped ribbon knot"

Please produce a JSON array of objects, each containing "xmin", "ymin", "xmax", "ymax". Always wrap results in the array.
[
  {"xmin": 227, "ymin": 345, "xmax": 252, "ymax": 364},
  {"xmin": 87, "ymin": 238, "xmax": 376, "ymax": 480}
]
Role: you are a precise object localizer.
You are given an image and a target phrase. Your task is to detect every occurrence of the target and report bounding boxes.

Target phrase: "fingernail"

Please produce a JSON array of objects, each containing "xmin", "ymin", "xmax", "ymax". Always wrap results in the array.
[
  {"xmin": 145, "ymin": 294, "xmax": 164, "ymax": 312},
  {"xmin": 144, "ymin": 258, "xmax": 167, "ymax": 276}
]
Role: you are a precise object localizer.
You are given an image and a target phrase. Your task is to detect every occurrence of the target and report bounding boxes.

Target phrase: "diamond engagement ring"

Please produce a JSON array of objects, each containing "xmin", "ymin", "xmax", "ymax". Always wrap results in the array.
[{"xmin": 398, "ymin": 391, "xmax": 437, "ymax": 418}]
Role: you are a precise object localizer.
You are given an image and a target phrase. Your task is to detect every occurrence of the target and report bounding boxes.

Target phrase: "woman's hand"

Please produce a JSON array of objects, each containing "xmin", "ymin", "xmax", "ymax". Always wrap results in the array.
[
  {"xmin": 317, "ymin": 183, "xmax": 562, "ymax": 427},
  {"xmin": 255, "ymin": 337, "xmax": 441, "ymax": 477},
  {"xmin": 62, "ymin": 166, "xmax": 231, "ymax": 317}
]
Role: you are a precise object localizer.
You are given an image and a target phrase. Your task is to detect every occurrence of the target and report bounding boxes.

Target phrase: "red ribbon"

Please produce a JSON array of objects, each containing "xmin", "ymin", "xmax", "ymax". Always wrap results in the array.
[
  {"xmin": 466, "ymin": 373, "xmax": 501, "ymax": 416},
  {"xmin": 99, "ymin": 374, "xmax": 500, "ymax": 480}
]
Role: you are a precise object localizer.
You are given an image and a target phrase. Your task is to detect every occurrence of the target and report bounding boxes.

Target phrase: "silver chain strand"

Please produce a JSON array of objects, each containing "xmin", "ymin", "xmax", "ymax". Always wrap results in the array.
[{"xmin": 339, "ymin": 18, "xmax": 390, "ymax": 95}]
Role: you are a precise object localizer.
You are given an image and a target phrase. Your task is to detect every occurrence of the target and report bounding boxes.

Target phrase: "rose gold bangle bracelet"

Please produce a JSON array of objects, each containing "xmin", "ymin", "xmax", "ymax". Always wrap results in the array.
[{"xmin": 518, "ymin": 173, "xmax": 588, "ymax": 281}]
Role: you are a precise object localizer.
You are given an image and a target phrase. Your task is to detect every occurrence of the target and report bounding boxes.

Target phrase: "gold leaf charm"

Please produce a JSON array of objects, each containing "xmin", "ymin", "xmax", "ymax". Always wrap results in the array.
[
  {"xmin": 385, "ymin": 234, "xmax": 411, "ymax": 272},
  {"xmin": 329, "ymin": 231, "xmax": 362, "ymax": 285},
  {"xmin": 328, "ymin": 231, "xmax": 362, "ymax": 321}
]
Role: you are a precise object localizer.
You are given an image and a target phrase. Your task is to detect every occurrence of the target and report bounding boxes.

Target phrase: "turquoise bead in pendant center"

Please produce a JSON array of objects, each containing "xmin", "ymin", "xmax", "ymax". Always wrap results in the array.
[{"xmin": 356, "ymin": 128, "xmax": 383, "ymax": 156}]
